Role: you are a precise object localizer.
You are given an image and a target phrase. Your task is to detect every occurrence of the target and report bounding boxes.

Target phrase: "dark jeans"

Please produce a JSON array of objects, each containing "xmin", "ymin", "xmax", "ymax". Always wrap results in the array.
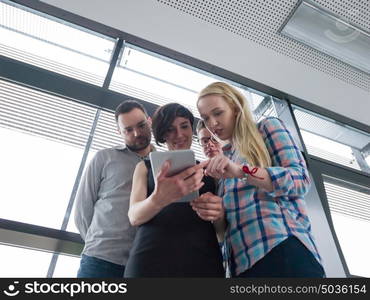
[
  {"xmin": 237, "ymin": 236, "xmax": 325, "ymax": 278},
  {"xmin": 77, "ymin": 254, "xmax": 125, "ymax": 278}
]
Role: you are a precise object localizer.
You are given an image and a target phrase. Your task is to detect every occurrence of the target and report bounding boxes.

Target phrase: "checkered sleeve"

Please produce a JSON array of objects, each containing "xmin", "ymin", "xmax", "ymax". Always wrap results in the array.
[{"xmin": 258, "ymin": 117, "xmax": 311, "ymax": 198}]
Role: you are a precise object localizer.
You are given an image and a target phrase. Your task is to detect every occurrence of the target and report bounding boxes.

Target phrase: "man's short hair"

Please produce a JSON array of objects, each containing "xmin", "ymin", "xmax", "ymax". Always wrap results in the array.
[
  {"xmin": 196, "ymin": 119, "xmax": 207, "ymax": 135},
  {"xmin": 114, "ymin": 100, "xmax": 148, "ymax": 122}
]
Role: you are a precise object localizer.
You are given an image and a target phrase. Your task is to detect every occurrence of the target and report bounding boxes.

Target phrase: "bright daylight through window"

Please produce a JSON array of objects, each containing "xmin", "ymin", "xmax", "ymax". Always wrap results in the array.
[{"xmin": 0, "ymin": 0, "xmax": 115, "ymax": 86}]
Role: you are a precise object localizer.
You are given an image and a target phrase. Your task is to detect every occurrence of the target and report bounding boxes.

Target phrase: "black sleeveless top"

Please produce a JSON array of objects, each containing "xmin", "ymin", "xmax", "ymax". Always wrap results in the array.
[{"xmin": 124, "ymin": 160, "xmax": 224, "ymax": 277}]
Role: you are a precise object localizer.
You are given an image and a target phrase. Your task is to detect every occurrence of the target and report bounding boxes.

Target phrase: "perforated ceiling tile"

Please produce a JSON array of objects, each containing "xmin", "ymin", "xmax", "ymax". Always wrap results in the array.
[{"xmin": 157, "ymin": 0, "xmax": 370, "ymax": 92}]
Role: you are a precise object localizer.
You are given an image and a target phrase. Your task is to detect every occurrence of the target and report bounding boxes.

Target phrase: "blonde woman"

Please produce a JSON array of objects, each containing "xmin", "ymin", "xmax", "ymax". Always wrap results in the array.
[{"xmin": 193, "ymin": 82, "xmax": 325, "ymax": 277}]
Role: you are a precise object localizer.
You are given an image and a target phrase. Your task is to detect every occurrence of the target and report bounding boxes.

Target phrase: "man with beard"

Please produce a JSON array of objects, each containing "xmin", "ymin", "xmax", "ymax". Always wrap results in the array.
[{"xmin": 75, "ymin": 100, "xmax": 154, "ymax": 277}]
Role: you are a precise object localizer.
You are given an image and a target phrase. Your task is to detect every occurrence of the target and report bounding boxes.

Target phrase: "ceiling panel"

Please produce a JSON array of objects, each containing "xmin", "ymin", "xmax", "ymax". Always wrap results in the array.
[{"xmin": 158, "ymin": 0, "xmax": 370, "ymax": 92}]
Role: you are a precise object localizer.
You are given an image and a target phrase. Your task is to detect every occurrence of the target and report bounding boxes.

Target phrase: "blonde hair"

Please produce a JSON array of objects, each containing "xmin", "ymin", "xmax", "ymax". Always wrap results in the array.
[{"xmin": 197, "ymin": 82, "xmax": 271, "ymax": 167}]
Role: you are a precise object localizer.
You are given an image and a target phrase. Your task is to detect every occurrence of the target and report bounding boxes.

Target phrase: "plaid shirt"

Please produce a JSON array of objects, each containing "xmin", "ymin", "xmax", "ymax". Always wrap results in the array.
[{"xmin": 222, "ymin": 117, "xmax": 322, "ymax": 276}]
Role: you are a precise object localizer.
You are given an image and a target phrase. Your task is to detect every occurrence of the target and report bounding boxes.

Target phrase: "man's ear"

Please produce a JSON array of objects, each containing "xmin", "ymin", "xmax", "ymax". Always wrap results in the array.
[{"xmin": 147, "ymin": 117, "xmax": 152, "ymax": 127}]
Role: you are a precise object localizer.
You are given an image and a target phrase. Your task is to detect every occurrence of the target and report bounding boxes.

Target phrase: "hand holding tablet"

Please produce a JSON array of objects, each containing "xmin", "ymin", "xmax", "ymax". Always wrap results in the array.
[{"xmin": 149, "ymin": 150, "xmax": 207, "ymax": 202}]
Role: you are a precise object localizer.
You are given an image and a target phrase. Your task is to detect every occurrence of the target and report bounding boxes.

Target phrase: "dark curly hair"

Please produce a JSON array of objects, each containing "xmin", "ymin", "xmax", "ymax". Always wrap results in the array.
[{"xmin": 152, "ymin": 103, "xmax": 194, "ymax": 145}]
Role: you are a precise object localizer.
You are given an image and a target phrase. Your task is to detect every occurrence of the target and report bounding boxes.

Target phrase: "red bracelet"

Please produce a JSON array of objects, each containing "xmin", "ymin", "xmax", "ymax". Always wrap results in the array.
[{"xmin": 242, "ymin": 165, "xmax": 264, "ymax": 180}]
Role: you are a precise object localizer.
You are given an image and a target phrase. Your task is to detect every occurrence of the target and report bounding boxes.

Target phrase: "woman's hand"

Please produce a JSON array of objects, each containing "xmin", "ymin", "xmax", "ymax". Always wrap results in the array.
[
  {"xmin": 151, "ymin": 160, "xmax": 208, "ymax": 208},
  {"xmin": 191, "ymin": 192, "xmax": 225, "ymax": 222},
  {"xmin": 204, "ymin": 153, "xmax": 243, "ymax": 179}
]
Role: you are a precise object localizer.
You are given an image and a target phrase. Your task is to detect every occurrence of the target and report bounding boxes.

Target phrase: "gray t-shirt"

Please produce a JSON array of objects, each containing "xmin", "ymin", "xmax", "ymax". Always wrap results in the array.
[{"xmin": 74, "ymin": 145, "xmax": 151, "ymax": 266}]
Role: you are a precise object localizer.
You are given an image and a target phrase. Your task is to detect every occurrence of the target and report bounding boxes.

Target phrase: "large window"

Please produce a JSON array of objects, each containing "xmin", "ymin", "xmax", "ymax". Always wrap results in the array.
[
  {"xmin": 0, "ymin": 0, "xmax": 115, "ymax": 86},
  {"xmin": 0, "ymin": 79, "xmax": 97, "ymax": 229},
  {"xmin": 53, "ymin": 254, "xmax": 81, "ymax": 277},
  {"xmin": 0, "ymin": 244, "xmax": 51, "ymax": 277},
  {"xmin": 323, "ymin": 176, "xmax": 370, "ymax": 277},
  {"xmin": 294, "ymin": 106, "xmax": 370, "ymax": 174},
  {"xmin": 109, "ymin": 44, "xmax": 265, "ymax": 119},
  {"xmin": 66, "ymin": 110, "xmax": 118, "ymax": 233},
  {"xmin": 0, "ymin": 0, "xmax": 369, "ymax": 279}
]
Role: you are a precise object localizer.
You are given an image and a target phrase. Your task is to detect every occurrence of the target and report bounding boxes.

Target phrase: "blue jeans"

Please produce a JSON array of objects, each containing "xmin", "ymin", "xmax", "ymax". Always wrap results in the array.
[
  {"xmin": 77, "ymin": 254, "xmax": 125, "ymax": 278},
  {"xmin": 236, "ymin": 236, "xmax": 325, "ymax": 278}
]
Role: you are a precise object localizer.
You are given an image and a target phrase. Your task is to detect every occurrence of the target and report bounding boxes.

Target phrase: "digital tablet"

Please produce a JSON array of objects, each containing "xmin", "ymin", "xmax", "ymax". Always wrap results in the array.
[{"xmin": 149, "ymin": 150, "xmax": 199, "ymax": 202}]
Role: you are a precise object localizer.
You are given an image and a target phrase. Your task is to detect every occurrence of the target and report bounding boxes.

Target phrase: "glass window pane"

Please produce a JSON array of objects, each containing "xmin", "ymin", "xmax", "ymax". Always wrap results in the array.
[
  {"xmin": 294, "ymin": 106, "xmax": 370, "ymax": 173},
  {"xmin": 66, "ymin": 150, "xmax": 96, "ymax": 234},
  {"xmin": 0, "ymin": 80, "xmax": 97, "ymax": 229},
  {"xmin": 66, "ymin": 110, "xmax": 119, "ymax": 234},
  {"xmin": 90, "ymin": 111, "xmax": 122, "ymax": 152},
  {"xmin": 363, "ymin": 144, "xmax": 370, "ymax": 169},
  {"xmin": 330, "ymin": 213, "xmax": 370, "ymax": 278},
  {"xmin": 53, "ymin": 254, "xmax": 81, "ymax": 278},
  {"xmin": 366, "ymin": 155, "xmax": 370, "ymax": 167},
  {"xmin": 0, "ymin": 244, "xmax": 51, "ymax": 277},
  {"xmin": 249, "ymin": 91, "xmax": 266, "ymax": 112},
  {"xmin": 301, "ymin": 130, "xmax": 359, "ymax": 167},
  {"xmin": 323, "ymin": 176, "xmax": 370, "ymax": 277},
  {"xmin": 110, "ymin": 44, "xmax": 257, "ymax": 118},
  {"xmin": 0, "ymin": 0, "xmax": 115, "ymax": 86},
  {"xmin": 121, "ymin": 46, "xmax": 215, "ymax": 92},
  {"xmin": 303, "ymin": 173, "xmax": 346, "ymax": 277}
]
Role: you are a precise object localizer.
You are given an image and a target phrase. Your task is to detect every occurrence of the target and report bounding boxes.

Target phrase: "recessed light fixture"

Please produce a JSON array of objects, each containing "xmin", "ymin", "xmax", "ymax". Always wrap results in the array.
[{"xmin": 280, "ymin": 0, "xmax": 370, "ymax": 75}]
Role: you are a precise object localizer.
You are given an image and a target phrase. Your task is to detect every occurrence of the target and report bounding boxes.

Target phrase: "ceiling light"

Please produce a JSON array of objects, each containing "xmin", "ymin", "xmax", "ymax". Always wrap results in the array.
[{"xmin": 280, "ymin": 0, "xmax": 370, "ymax": 75}]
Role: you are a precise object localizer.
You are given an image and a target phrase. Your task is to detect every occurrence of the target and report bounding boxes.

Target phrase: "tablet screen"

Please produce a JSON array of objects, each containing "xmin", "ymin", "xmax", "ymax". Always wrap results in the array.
[{"xmin": 149, "ymin": 150, "xmax": 199, "ymax": 202}]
